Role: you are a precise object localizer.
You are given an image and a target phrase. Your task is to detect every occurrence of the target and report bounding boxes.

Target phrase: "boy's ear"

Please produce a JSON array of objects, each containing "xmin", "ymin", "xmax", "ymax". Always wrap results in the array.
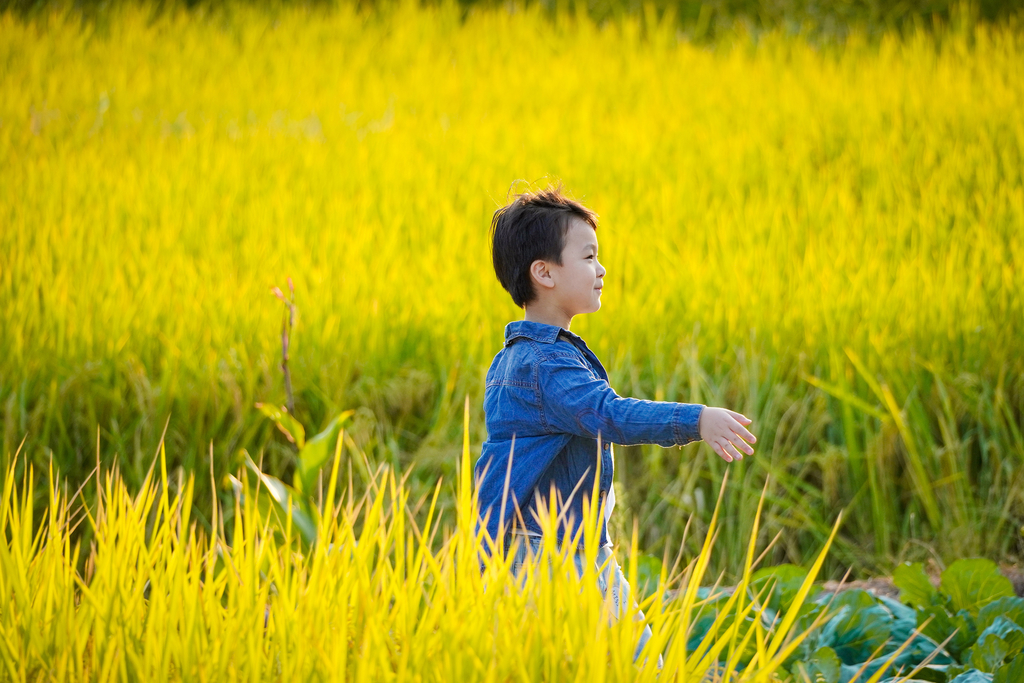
[{"xmin": 529, "ymin": 259, "xmax": 556, "ymax": 291}]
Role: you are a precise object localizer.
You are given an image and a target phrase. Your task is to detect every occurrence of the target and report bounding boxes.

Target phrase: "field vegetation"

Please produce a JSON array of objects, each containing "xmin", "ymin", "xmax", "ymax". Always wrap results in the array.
[
  {"xmin": 1, "ymin": 0, "xmax": 1023, "ymax": 583},
  {"xmin": 4, "ymin": 421, "xmax": 1024, "ymax": 682},
  {"xmin": 0, "ymin": 429, "xmax": 921, "ymax": 682},
  {"xmin": 3, "ymin": 0, "xmax": 1023, "ymax": 42}
]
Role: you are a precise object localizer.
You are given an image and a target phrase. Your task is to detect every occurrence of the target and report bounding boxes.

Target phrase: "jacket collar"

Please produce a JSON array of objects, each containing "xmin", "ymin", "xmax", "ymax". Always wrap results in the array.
[{"xmin": 504, "ymin": 319, "xmax": 581, "ymax": 347}]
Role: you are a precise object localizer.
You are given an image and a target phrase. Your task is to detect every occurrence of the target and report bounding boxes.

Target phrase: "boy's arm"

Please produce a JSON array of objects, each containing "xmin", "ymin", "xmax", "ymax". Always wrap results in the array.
[
  {"xmin": 540, "ymin": 354, "xmax": 756, "ymax": 460},
  {"xmin": 540, "ymin": 354, "xmax": 703, "ymax": 447}
]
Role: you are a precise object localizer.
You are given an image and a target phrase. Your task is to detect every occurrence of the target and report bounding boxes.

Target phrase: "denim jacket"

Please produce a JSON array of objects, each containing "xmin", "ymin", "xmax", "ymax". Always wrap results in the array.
[{"xmin": 474, "ymin": 320, "xmax": 705, "ymax": 550}]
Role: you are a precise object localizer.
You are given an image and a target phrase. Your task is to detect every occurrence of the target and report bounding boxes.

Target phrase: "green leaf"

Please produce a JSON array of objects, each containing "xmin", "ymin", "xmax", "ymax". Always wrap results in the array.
[
  {"xmin": 948, "ymin": 670, "xmax": 995, "ymax": 683},
  {"xmin": 946, "ymin": 663, "xmax": 970, "ymax": 680},
  {"xmin": 878, "ymin": 594, "xmax": 917, "ymax": 625},
  {"xmin": 295, "ymin": 410, "xmax": 353, "ymax": 496},
  {"xmin": 979, "ymin": 617, "xmax": 1024, "ymax": 647},
  {"xmin": 751, "ymin": 564, "xmax": 816, "ymax": 612},
  {"xmin": 993, "ymin": 654, "xmax": 1024, "ymax": 683},
  {"xmin": 792, "ymin": 646, "xmax": 841, "ymax": 683},
  {"xmin": 228, "ymin": 472, "xmax": 280, "ymax": 540},
  {"xmin": 244, "ymin": 453, "xmax": 317, "ymax": 546},
  {"xmin": 622, "ymin": 552, "xmax": 663, "ymax": 599},
  {"xmin": 978, "ymin": 597, "xmax": 1024, "ymax": 635},
  {"xmin": 688, "ymin": 610, "xmax": 720, "ymax": 655},
  {"xmin": 791, "ymin": 603, "xmax": 828, "ymax": 662},
  {"xmin": 256, "ymin": 402, "xmax": 305, "ymax": 449},
  {"xmin": 969, "ymin": 634, "xmax": 1011, "ymax": 674},
  {"xmin": 894, "ymin": 562, "xmax": 942, "ymax": 609},
  {"xmin": 840, "ymin": 658, "xmax": 893, "ymax": 682},
  {"xmin": 686, "ymin": 587, "xmax": 734, "ymax": 651},
  {"xmin": 687, "ymin": 613, "xmax": 719, "ymax": 652},
  {"xmin": 686, "ymin": 605, "xmax": 758, "ymax": 665},
  {"xmin": 966, "ymin": 618, "xmax": 1024, "ymax": 673},
  {"xmin": 877, "ymin": 595, "xmax": 953, "ymax": 667},
  {"xmin": 875, "ymin": 671, "xmax": 947, "ymax": 683},
  {"xmin": 918, "ymin": 606, "xmax": 977, "ymax": 662},
  {"xmin": 816, "ymin": 590, "xmax": 890, "ymax": 664},
  {"xmin": 940, "ymin": 559, "xmax": 1015, "ymax": 616}
]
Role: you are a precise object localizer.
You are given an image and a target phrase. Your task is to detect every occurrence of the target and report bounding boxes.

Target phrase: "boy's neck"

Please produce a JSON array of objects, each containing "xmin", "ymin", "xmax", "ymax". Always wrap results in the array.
[{"xmin": 523, "ymin": 303, "xmax": 573, "ymax": 331}]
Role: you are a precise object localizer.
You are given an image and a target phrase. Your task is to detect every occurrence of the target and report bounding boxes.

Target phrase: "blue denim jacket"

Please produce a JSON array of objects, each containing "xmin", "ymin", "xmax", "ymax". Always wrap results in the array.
[{"xmin": 474, "ymin": 320, "xmax": 705, "ymax": 550}]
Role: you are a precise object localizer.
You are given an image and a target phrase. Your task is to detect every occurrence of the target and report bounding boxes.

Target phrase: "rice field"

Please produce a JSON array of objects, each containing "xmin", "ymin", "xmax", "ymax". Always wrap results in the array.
[
  {"xmin": 1, "ymin": 0, "xmax": 1023, "ymax": 584},
  {"xmin": 1, "ymin": 430, "xmax": 855, "ymax": 682}
]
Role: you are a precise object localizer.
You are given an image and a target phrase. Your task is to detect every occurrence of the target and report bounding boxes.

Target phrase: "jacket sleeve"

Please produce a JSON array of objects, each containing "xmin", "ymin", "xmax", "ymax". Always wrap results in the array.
[{"xmin": 539, "ymin": 354, "xmax": 705, "ymax": 447}]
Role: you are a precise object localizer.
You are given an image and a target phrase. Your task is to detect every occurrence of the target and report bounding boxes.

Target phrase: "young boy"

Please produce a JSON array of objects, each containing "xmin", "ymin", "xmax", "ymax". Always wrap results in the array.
[{"xmin": 474, "ymin": 185, "xmax": 757, "ymax": 664}]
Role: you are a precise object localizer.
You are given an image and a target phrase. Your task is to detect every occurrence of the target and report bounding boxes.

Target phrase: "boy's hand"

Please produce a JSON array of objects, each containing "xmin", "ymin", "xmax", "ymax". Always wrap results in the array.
[{"xmin": 698, "ymin": 408, "xmax": 756, "ymax": 463}]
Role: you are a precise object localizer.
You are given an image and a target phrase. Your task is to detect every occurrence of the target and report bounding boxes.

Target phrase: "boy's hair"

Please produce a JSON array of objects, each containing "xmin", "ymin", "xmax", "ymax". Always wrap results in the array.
[{"xmin": 489, "ymin": 185, "xmax": 599, "ymax": 308}]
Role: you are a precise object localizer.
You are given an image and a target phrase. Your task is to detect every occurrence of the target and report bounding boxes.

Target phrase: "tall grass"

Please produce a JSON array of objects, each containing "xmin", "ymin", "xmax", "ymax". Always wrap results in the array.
[
  {"xmin": 0, "ymin": 414, "xmax": 852, "ymax": 681},
  {"xmin": 1, "ymin": 1, "xmax": 1022, "ymax": 576}
]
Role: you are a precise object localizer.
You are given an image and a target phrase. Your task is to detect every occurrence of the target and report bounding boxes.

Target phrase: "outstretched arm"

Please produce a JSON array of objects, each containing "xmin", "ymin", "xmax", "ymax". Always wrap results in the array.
[
  {"xmin": 540, "ymin": 354, "xmax": 756, "ymax": 458},
  {"xmin": 540, "ymin": 354, "xmax": 702, "ymax": 446}
]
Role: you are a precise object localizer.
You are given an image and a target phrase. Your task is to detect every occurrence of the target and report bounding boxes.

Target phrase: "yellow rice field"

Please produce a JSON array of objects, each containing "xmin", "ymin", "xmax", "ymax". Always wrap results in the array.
[
  {"xmin": 0, "ymin": 426, "xmax": 848, "ymax": 681},
  {"xmin": 1, "ymin": 2, "xmax": 1023, "ymax": 574}
]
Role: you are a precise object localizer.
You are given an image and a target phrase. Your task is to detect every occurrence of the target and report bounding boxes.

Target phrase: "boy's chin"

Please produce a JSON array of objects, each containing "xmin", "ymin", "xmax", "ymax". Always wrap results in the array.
[{"xmin": 571, "ymin": 299, "xmax": 601, "ymax": 316}]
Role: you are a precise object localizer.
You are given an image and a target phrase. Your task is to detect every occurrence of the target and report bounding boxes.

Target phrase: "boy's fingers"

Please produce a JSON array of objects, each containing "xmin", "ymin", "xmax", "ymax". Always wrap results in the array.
[
  {"xmin": 726, "ymin": 409, "xmax": 752, "ymax": 425},
  {"xmin": 711, "ymin": 441, "xmax": 733, "ymax": 463},
  {"xmin": 729, "ymin": 433, "xmax": 755, "ymax": 455},
  {"xmin": 722, "ymin": 442, "xmax": 744, "ymax": 461},
  {"xmin": 730, "ymin": 421, "xmax": 757, "ymax": 444}
]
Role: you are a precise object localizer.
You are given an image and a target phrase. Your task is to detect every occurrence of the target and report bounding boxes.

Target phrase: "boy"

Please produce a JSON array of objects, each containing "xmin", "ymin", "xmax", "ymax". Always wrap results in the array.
[{"xmin": 474, "ymin": 185, "xmax": 756, "ymax": 664}]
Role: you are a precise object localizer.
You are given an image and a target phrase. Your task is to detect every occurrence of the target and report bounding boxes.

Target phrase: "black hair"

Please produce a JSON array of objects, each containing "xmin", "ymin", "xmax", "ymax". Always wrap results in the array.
[{"xmin": 489, "ymin": 184, "xmax": 599, "ymax": 308}]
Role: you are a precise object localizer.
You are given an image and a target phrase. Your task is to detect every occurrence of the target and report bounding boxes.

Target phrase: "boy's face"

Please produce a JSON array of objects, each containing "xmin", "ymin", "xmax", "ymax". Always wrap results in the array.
[{"xmin": 549, "ymin": 218, "xmax": 606, "ymax": 315}]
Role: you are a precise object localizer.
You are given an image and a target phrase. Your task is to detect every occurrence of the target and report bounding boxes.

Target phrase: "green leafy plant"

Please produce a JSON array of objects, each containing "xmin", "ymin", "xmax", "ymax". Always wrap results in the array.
[
  {"xmin": 239, "ymin": 281, "xmax": 354, "ymax": 547},
  {"xmin": 689, "ymin": 563, "xmax": 951, "ymax": 683},
  {"xmin": 891, "ymin": 559, "xmax": 1024, "ymax": 681}
]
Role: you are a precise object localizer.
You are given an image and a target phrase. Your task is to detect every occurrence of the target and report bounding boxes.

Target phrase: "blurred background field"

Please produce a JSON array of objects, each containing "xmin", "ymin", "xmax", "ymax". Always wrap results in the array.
[{"xmin": 1, "ymin": 0, "xmax": 1022, "ymax": 579}]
